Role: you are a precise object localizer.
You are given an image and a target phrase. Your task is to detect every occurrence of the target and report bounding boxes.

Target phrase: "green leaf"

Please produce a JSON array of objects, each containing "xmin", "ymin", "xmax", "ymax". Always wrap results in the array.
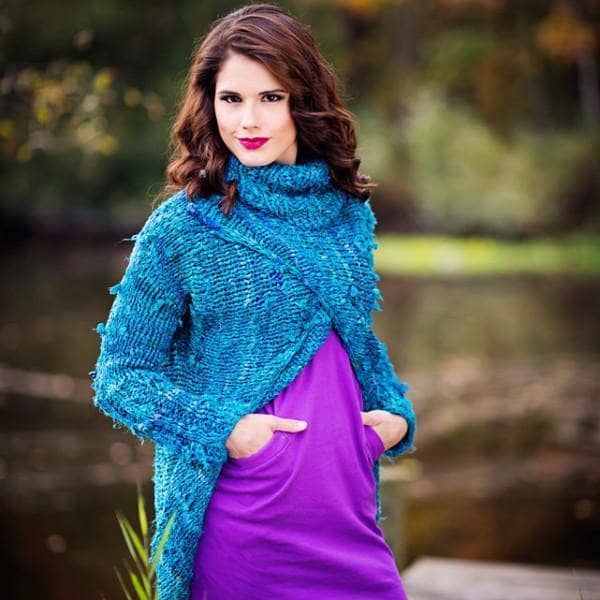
[
  {"xmin": 149, "ymin": 510, "xmax": 177, "ymax": 575},
  {"xmin": 122, "ymin": 558, "xmax": 148, "ymax": 600},
  {"xmin": 138, "ymin": 569, "xmax": 152, "ymax": 598},
  {"xmin": 122, "ymin": 513, "xmax": 148, "ymax": 564},
  {"xmin": 137, "ymin": 482, "xmax": 148, "ymax": 540},
  {"xmin": 129, "ymin": 570, "xmax": 147, "ymax": 600},
  {"xmin": 116, "ymin": 511, "xmax": 145, "ymax": 577},
  {"xmin": 117, "ymin": 509, "xmax": 148, "ymax": 565},
  {"xmin": 116, "ymin": 511, "xmax": 136, "ymax": 559},
  {"xmin": 135, "ymin": 485, "xmax": 152, "ymax": 597},
  {"xmin": 114, "ymin": 566, "xmax": 135, "ymax": 600}
]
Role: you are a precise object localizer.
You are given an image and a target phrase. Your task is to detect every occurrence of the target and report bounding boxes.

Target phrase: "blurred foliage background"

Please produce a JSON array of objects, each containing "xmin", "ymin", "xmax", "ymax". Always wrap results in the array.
[{"xmin": 2, "ymin": 0, "xmax": 599, "ymax": 238}]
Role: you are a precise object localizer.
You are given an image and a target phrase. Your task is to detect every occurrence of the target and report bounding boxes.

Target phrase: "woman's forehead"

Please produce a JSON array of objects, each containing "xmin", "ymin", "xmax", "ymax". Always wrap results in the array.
[{"xmin": 215, "ymin": 53, "xmax": 285, "ymax": 92}]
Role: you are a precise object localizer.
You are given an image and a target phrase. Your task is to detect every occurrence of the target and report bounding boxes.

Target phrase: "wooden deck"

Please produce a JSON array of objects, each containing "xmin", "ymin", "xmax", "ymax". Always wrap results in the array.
[{"xmin": 401, "ymin": 556, "xmax": 600, "ymax": 600}]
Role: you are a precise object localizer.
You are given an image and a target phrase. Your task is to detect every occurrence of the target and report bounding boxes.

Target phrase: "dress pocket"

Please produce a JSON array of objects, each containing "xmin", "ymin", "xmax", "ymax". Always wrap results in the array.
[
  {"xmin": 226, "ymin": 430, "xmax": 292, "ymax": 470},
  {"xmin": 363, "ymin": 424, "xmax": 385, "ymax": 465}
]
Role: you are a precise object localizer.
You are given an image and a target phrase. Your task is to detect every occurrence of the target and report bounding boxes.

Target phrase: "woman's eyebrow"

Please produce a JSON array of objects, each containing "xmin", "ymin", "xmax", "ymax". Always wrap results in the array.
[{"xmin": 217, "ymin": 88, "xmax": 287, "ymax": 95}]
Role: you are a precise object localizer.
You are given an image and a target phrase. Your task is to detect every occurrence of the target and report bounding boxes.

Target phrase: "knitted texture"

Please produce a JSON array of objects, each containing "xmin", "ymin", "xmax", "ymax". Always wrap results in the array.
[{"xmin": 91, "ymin": 152, "xmax": 417, "ymax": 600}]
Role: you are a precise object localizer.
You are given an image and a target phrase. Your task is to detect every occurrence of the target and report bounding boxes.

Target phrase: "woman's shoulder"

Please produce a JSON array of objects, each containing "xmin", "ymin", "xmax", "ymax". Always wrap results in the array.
[
  {"xmin": 142, "ymin": 189, "xmax": 190, "ymax": 233},
  {"xmin": 138, "ymin": 189, "xmax": 215, "ymax": 245},
  {"xmin": 340, "ymin": 194, "xmax": 377, "ymax": 236}
]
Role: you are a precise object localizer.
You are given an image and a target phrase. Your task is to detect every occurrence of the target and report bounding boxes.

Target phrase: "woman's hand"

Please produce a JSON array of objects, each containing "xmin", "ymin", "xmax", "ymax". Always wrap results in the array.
[
  {"xmin": 226, "ymin": 413, "xmax": 308, "ymax": 459},
  {"xmin": 361, "ymin": 410, "xmax": 408, "ymax": 452}
]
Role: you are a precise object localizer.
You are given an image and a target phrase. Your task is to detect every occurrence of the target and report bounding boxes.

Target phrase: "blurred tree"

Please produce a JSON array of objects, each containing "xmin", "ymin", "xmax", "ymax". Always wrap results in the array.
[
  {"xmin": 0, "ymin": 0, "xmax": 598, "ymax": 233},
  {"xmin": 535, "ymin": 0, "xmax": 599, "ymax": 127}
]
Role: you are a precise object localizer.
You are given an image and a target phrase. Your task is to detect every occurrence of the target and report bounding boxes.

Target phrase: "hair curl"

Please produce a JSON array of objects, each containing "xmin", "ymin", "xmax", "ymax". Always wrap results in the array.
[{"xmin": 151, "ymin": 3, "xmax": 377, "ymax": 214}]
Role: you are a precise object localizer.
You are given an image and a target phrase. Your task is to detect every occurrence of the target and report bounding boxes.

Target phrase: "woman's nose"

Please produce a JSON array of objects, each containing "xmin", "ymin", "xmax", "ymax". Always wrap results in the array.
[{"xmin": 240, "ymin": 102, "xmax": 259, "ymax": 129}]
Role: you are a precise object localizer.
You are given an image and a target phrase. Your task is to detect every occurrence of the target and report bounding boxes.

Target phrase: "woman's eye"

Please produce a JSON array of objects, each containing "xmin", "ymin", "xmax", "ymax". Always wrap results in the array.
[{"xmin": 219, "ymin": 94, "xmax": 284, "ymax": 103}]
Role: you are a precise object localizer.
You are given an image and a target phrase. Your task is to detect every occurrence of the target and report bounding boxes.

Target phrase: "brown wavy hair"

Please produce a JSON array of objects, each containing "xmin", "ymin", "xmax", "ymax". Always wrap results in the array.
[{"xmin": 151, "ymin": 3, "xmax": 377, "ymax": 215}]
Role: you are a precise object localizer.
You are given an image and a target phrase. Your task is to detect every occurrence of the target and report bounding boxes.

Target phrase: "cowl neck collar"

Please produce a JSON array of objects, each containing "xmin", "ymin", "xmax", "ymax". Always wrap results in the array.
[{"xmin": 223, "ymin": 152, "xmax": 347, "ymax": 229}]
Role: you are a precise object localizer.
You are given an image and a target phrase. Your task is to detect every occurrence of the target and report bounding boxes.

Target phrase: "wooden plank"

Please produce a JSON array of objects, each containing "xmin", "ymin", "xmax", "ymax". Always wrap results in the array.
[{"xmin": 401, "ymin": 556, "xmax": 600, "ymax": 600}]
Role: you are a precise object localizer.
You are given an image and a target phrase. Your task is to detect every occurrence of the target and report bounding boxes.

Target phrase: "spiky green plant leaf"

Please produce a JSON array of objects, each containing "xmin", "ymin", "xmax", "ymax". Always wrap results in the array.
[
  {"xmin": 137, "ymin": 482, "xmax": 148, "ymax": 540},
  {"xmin": 112, "ymin": 485, "xmax": 176, "ymax": 599},
  {"xmin": 149, "ymin": 510, "xmax": 177, "ymax": 577},
  {"xmin": 114, "ymin": 565, "xmax": 135, "ymax": 600}
]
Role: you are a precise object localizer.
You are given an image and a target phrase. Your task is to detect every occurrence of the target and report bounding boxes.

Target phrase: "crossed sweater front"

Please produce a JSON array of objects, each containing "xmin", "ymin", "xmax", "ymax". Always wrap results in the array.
[{"xmin": 91, "ymin": 152, "xmax": 417, "ymax": 599}]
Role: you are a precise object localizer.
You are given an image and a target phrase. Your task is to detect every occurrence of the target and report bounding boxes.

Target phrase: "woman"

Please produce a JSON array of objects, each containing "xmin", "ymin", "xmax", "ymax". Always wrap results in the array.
[{"xmin": 91, "ymin": 4, "xmax": 417, "ymax": 599}]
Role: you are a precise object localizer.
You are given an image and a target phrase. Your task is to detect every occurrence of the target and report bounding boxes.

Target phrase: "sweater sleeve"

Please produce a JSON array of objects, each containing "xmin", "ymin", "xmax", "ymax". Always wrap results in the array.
[
  {"xmin": 362, "ymin": 198, "xmax": 417, "ymax": 459},
  {"xmin": 365, "ymin": 328, "xmax": 417, "ymax": 459},
  {"xmin": 90, "ymin": 211, "xmax": 246, "ymax": 470}
]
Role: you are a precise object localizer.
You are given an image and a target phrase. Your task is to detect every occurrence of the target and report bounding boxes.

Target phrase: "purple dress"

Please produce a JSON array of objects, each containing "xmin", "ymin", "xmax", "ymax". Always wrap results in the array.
[{"xmin": 191, "ymin": 327, "xmax": 408, "ymax": 599}]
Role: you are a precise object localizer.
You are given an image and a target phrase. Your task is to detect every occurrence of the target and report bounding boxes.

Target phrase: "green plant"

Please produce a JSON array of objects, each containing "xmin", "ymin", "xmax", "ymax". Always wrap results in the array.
[{"xmin": 113, "ymin": 482, "xmax": 176, "ymax": 600}]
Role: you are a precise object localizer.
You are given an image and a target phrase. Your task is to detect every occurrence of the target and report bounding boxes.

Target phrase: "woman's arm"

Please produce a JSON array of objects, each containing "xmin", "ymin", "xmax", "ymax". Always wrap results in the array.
[
  {"xmin": 90, "ymin": 211, "xmax": 246, "ymax": 470},
  {"xmin": 361, "ymin": 198, "xmax": 417, "ymax": 459},
  {"xmin": 365, "ymin": 328, "xmax": 417, "ymax": 459}
]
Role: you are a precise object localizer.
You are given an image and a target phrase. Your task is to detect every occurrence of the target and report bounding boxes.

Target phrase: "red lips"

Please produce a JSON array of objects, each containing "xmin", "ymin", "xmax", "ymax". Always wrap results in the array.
[{"xmin": 238, "ymin": 138, "xmax": 269, "ymax": 150}]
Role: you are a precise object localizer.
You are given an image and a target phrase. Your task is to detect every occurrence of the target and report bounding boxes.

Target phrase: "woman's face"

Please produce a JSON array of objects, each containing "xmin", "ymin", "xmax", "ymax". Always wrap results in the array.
[{"xmin": 214, "ymin": 51, "xmax": 298, "ymax": 167}]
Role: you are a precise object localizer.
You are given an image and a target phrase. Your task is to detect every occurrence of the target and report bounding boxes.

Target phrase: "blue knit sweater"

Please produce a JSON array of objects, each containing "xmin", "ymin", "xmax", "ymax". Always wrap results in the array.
[{"xmin": 91, "ymin": 153, "xmax": 417, "ymax": 599}]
